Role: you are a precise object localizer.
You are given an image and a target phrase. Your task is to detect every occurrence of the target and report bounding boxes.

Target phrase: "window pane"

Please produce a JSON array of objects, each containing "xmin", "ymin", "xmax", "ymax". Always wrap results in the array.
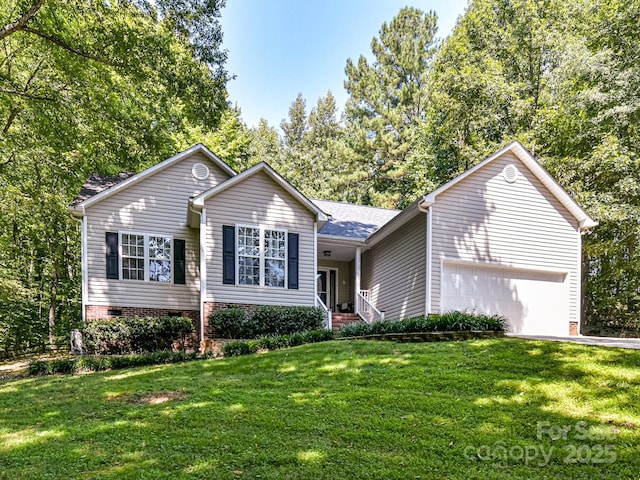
[
  {"xmin": 122, "ymin": 234, "xmax": 145, "ymax": 281},
  {"xmin": 148, "ymin": 236, "xmax": 171, "ymax": 282},
  {"xmin": 265, "ymin": 230, "xmax": 285, "ymax": 260},
  {"xmin": 265, "ymin": 259, "xmax": 285, "ymax": 287},
  {"xmin": 238, "ymin": 257, "xmax": 260, "ymax": 285},
  {"xmin": 238, "ymin": 227, "xmax": 260, "ymax": 256},
  {"xmin": 149, "ymin": 236, "xmax": 171, "ymax": 259},
  {"xmin": 150, "ymin": 259, "xmax": 171, "ymax": 282}
]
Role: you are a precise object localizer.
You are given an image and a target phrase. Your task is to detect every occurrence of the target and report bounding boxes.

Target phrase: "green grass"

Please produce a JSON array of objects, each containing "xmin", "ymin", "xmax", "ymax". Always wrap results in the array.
[{"xmin": 1, "ymin": 338, "xmax": 639, "ymax": 479}]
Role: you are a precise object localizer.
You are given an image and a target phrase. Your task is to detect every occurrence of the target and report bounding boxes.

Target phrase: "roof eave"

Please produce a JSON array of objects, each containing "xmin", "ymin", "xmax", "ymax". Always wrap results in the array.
[
  {"xmin": 421, "ymin": 140, "xmax": 597, "ymax": 231},
  {"xmin": 193, "ymin": 162, "xmax": 329, "ymax": 223},
  {"xmin": 75, "ymin": 144, "xmax": 237, "ymax": 210},
  {"xmin": 317, "ymin": 233, "xmax": 367, "ymax": 246}
]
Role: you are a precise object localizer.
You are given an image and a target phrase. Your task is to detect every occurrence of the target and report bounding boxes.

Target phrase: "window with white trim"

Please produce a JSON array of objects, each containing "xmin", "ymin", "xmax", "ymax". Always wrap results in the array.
[
  {"xmin": 237, "ymin": 226, "xmax": 286, "ymax": 287},
  {"xmin": 121, "ymin": 233, "xmax": 145, "ymax": 280},
  {"xmin": 120, "ymin": 233, "xmax": 172, "ymax": 282},
  {"xmin": 148, "ymin": 236, "xmax": 172, "ymax": 282}
]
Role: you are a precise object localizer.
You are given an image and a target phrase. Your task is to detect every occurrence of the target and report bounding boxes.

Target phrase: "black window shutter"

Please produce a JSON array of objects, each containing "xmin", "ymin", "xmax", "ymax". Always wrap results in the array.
[
  {"xmin": 287, "ymin": 233, "xmax": 299, "ymax": 289},
  {"xmin": 222, "ymin": 225, "xmax": 235, "ymax": 284},
  {"xmin": 174, "ymin": 239, "xmax": 186, "ymax": 284},
  {"xmin": 106, "ymin": 232, "xmax": 119, "ymax": 279}
]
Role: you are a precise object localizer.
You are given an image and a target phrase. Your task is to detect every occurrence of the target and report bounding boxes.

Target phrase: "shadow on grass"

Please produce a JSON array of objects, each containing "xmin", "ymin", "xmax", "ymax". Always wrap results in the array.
[{"xmin": 0, "ymin": 338, "xmax": 639, "ymax": 479}]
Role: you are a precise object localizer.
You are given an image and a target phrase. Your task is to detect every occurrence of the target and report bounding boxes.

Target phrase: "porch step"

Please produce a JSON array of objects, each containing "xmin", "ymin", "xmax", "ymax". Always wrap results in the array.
[{"xmin": 331, "ymin": 313, "xmax": 362, "ymax": 330}]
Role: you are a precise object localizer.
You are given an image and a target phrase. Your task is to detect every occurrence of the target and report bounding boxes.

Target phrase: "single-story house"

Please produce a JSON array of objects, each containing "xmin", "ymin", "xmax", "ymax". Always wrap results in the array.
[{"xmin": 69, "ymin": 141, "xmax": 597, "ymax": 340}]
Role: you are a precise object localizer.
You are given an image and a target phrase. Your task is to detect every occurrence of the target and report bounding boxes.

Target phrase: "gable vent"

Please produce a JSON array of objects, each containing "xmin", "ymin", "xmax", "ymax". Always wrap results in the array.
[
  {"xmin": 503, "ymin": 164, "xmax": 518, "ymax": 183},
  {"xmin": 192, "ymin": 163, "xmax": 210, "ymax": 181}
]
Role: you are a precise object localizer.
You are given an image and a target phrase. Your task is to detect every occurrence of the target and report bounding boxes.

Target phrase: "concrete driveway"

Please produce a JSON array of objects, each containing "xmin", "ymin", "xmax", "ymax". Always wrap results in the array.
[{"xmin": 509, "ymin": 334, "xmax": 640, "ymax": 350}]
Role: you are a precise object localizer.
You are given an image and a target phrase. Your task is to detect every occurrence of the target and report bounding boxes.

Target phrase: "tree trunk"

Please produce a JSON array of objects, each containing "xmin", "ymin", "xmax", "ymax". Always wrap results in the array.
[{"xmin": 48, "ymin": 257, "xmax": 58, "ymax": 352}]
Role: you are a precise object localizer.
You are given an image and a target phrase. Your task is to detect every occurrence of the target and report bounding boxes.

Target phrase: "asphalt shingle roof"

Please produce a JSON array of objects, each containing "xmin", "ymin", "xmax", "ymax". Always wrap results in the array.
[
  {"xmin": 312, "ymin": 199, "xmax": 401, "ymax": 240},
  {"xmin": 70, "ymin": 172, "xmax": 134, "ymax": 207}
]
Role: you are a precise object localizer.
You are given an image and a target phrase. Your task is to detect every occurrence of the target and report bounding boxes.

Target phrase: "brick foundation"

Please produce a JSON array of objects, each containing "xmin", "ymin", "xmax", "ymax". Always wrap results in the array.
[
  {"xmin": 569, "ymin": 321, "xmax": 579, "ymax": 336},
  {"xmin": 86, "ymin": 305, "xmax": 199, "ymax": 321}
]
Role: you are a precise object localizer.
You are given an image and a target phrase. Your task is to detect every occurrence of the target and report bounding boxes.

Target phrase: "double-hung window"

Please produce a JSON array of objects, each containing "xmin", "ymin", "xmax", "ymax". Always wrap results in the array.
[
  {"xmin": 148, "ymin": 236, "xmax": 172, "ymax": 282},
  {"xmin": 121, "ymin": 233, "xmax": 145, "ymax": 280},
  {"xmin": 236, "ymin": 226, "xmax": 286, "ymax": 287},
  {"xmin": 120, "ymin": 233, "xmax": 172, "ymax": 282}
]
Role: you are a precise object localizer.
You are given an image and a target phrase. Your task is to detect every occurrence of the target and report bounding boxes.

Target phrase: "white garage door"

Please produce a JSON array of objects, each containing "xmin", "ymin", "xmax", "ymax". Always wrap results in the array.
[{"xmin": 441, "ymin": 263, "xmax": 569, "ymax": 336}]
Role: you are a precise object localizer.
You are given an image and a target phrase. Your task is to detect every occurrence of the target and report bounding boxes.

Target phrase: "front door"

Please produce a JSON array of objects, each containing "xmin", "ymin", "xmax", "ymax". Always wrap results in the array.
[{"xmin": 317, "ymin": 269, "xmax": 337, "ymax": 311}]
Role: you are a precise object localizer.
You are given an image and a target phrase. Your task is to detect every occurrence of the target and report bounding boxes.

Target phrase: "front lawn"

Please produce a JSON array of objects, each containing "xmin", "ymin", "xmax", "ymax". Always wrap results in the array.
[{"xmin": 1, "ymin": 338, "xmax": 639, "ymax": 479}]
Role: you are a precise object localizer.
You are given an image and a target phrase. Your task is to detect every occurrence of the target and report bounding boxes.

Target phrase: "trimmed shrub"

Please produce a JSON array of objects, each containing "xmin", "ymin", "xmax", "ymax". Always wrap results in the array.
[
  {"xmin": 208, "ymin": 308, "xmax": 247, "ymax": 339},
  {"xmin": 223, "ymin": 341, "xmax": 256, "ymax": 357},
  {"xmin": 246, "ymin": 306, "xmax": 324, "ymax": 337},
  {"xmin": 81, "ymin": 316, "xmax": 194, "ymax": 355},
  {"xmin": 208, "ymin": 306, "xmax": 325, "ymax": 339},
  {"xmin": 222, "ymin": 329, "xmax": 333, "ymax": 357},
  {"xmin": 338, "ymin": 311, "xmax": 507, "ymax": 338},
  {"xmin": 27, "ymin": 350, "xmax": 206, "ymax": 376}
]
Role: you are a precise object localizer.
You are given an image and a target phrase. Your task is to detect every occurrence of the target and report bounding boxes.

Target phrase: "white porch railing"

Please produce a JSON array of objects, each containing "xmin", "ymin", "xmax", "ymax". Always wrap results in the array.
[
  {"xmin": 315, "ymin": 294, "xmax": 332, "ymax": 330},
  {"xmin": 356, "ymin": 290, "xmax": 385, "ymax": 324}
]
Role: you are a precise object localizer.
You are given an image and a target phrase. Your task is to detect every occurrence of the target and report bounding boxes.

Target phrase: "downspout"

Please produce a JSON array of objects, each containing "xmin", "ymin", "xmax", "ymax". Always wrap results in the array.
[
  {"xmin": 199, "ymin": 206, "xmax": 207, "ymax": 346},
  {"xmin": 418, "ymin": 200, "xmax": 432, "ymax": 316}
]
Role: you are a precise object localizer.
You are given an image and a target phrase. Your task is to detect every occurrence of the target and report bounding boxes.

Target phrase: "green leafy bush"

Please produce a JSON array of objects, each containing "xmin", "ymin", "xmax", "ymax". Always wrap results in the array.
[
  {"xmin": 222, "ymin": 341, "xmax": 256, "ymax": 357},
  {"xmin": 208, "ymin": 308, "xmax": 247, "ymax": 339},
  {"xmin": 248, "ymin": 306, "xmax": 324, "ymax": 337},
  {"xmin": 27, "ymin": 350, "xmax": 206, "ymax": 376},
  {"xmin": 338, "ymin": 311, "xmax": 507, "ymax": 337},
  {"xmin": 222, "ymin": 329, "xmax": 333, "ymax": 357},
  {"xmin": 208, "ymin": 306, "xmax": 325, "ymax": 339},
  {"xmin": 27, "ymin": 360, "xmax": 52, "ymax": 376},
  {"xmin": 81, "ymin": 316, "xmax": 194, "ymax": 355}
]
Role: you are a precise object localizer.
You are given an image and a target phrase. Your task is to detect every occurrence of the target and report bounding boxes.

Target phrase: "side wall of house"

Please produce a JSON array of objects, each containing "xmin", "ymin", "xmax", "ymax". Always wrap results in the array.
[
  {"xmin": 84, "ymin": 151, "xmax": 231, "ymax": 315},
  {"xmin": 204, "ymin": 171, "xmax": 316, "ymax": 306},
  {"xmin": 429, "ymin": 151, "xmax": 580, "ymax": 322},
  {"xmin": 361, "ymin": 214, "xmax": 426, "ymax": 320}
]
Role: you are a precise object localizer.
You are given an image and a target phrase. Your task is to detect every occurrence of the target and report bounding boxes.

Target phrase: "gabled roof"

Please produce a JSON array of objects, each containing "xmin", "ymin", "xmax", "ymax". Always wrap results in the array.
[
  {"xmin": 70, "ymin": 172, "xmax": 135, "ymax": 207},
  {"xmin": 190, "ymin": 162, "xmax": 329, "ymax": 223},
  {"xmin": 420, "ymin": 141, "xmax": 598, "ymax": 230},
  {"xmin": 312, "ymin": 199, "xmax": 400, "ymax": 240},
  {"xmin": 69, "ymin": 144, "xmax": 236, "ymax": 214}
]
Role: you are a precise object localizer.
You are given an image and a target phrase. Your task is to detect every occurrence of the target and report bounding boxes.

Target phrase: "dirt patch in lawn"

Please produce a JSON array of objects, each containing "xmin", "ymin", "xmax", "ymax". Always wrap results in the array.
[{"xmin": 110, "ymin": 391, "xmax": 187, "ymax": 405}]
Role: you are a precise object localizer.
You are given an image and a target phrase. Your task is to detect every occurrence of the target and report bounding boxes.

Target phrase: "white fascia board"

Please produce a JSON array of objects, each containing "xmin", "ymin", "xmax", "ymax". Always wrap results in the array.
[
  {"xmin": 192, "ymin": 162, "xmax": 329, "ymax": 223},
  {"xmin": 420, "ymin": 141, "xmax": 597, "ymax": 230},
  {"xmin": 76, "ymin": 144, "xmax": 237, "ymax": 211},
  {"xmin": 316, "ymin": 234, "xmax": 367, "ymax": 247}
]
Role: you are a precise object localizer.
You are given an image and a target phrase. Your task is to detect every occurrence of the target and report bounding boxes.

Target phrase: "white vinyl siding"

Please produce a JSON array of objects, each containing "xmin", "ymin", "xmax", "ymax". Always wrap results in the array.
[
  {"xmin": 362, "ymin": 214, "xmax": 426, "ymax": 320},
  {"xmin": 430, "ymin": 151, "xmax": 580, "ymax": 324},
  {"xmin": 84, "ymin": 151, "xmax": 232, "ymax": 309},
  {"xmin": 205, "ymin": 170, "xmax": 316, "ymax": 306}
]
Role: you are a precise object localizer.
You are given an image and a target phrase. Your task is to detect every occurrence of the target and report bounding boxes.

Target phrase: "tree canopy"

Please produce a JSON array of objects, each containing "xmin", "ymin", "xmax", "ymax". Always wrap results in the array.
[
  {"xmin": 2, "ymin": 0, "xmax": 640, "ymax": 354},
  {"xmin": 0, "ymin": 0, "xmax": 229, "ymax": 354}
]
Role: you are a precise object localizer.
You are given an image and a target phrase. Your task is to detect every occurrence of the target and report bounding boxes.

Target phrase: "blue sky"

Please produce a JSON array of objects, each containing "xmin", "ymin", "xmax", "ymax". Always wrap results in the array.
[{"xmin": 220, "ymin": 0, "xmax": 469, "ymax": 130}]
